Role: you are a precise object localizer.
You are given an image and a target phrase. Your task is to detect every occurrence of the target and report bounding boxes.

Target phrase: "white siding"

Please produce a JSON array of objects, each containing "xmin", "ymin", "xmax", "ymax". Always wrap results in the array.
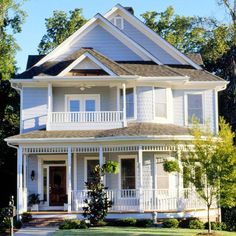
[
  {"xmin": 136, "ymin": 86, "xmax": 153, "ymax": 122},
  {"xmin": 122, "ymin": 19, "xmax": 181, "ymax": 64},
  {"xmin": 54, "ymin": 25, "xmax": 142, "ymax": 61},
  {"xmin": 22, "ymin": 87, "xmax": 48, "ymax": 133}
]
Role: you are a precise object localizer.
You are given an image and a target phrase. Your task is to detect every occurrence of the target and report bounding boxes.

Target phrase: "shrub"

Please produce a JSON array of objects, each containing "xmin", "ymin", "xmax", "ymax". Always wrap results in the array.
[
  {"xmin": 189, "ymin": 219, "xmax": 204, "ymax": 229},
  {"xmin": 79, "ymin": 220, "xmax": 89, "ymax": 229},
  {"xmin": 21, "ymin": 212, "xmax": 32, "ymax": 223},
  {"xmin": 59, "ymin": 219, "xmax": 80, "ymax": 230},
  {"xmin": 223, "ymin": 208, "xmax": 236, "ymax": 231},
  {"xmin": 204, "ymin": 222, "xmax": 227, "ymax": 231},
  {"xmin": 179, "ymin": 217, "xmax": 198, "ymax": 228},
  {"xmin": 115, "ymin": 218, "xmax": 137, "ymax": 226},
  {"xmin": 14, "ymin": 219, "xmax": 22, "ymax": 229},
  {"xmin": 163, "ymin": 219, "xmax": 179, "ymax": 228},
  {"xmin": 135, "ymin": 219, "xmax": 152, "ymax": 228}
]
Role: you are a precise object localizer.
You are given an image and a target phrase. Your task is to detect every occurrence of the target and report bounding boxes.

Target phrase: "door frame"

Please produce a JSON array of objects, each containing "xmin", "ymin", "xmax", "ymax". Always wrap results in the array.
[
  {"xmin": 65, "ymin": 94, "xmax": 101, "ymax": 112},
  {"xmin": 38, "ymin": 155, "xmax": 67, "ymax": 207}
]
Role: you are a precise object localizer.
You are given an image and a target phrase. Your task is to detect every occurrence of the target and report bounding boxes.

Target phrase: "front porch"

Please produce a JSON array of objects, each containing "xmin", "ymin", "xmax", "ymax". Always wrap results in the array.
[{"xmin": 16, "ymin": 143, "xmax": 215, "ymax": 217}]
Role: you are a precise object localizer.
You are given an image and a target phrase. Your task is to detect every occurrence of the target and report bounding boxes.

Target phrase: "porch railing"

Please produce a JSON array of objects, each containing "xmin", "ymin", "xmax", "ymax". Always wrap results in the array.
[
  {"xmin": 49, "ymin": 111, "xmax": 124, "ymax": 123},
  {"xmin": 72, "ymin": 188, "xmax": 212, "ymax": 212}
]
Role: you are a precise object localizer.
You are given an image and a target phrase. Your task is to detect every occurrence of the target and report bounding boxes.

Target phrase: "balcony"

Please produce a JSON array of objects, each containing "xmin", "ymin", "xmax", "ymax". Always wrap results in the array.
[{"xmin": 47, "ymin": 111, "xmax": 124, "ymax": 130}]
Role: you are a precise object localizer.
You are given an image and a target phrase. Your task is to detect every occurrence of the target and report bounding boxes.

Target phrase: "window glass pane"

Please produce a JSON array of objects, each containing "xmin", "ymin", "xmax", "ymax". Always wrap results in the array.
[
  {"xmin": 187, "ymin": 94, "xmax": 203, "ymax": 124},
  {"xmin": 87, "ymin": 160, "xmax": 99, "ymax": 183},
  {"xmin": 85, "ymin": 100, "xmax": 96, "ymax": 112},
  {"xmin": 155, "ymin": 88, "xmax": 167, "ymax": 118},
  {"xmin": 121, "ymin": 159, "xmax": 135, "ymax": 189},
  {"xmin": 69, "ymin": 100, "xmax": 80, "ymax": 112},
  {"xmin": 43, "ymin": 168, "xmax": 47, "ymax": 201},
  {"xmin": 120, "ymin": 88, "xmax": 134, "ymax": 118}
]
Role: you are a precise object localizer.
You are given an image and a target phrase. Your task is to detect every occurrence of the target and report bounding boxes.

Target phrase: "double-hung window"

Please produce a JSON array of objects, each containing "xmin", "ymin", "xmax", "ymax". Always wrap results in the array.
[
  {"xmin": 187, "ymin": 93, "xmax": 203, "ymax": 124},
  {"xmin": 121, "ymin": 158, "xmax": 136, "ymax": 190},
  {"xmin": 120, "ymin": 88, "xmax": 134, "ymax": 119},
  {"xmin": 154, "ymin": 87, "xmax": 167, "ymax": 119}
]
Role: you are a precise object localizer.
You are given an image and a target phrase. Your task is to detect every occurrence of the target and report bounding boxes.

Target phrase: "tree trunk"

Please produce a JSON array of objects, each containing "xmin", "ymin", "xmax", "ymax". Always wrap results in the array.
[{"xmin": 207, "ymin": 204, "xmax": 211, "ymax": 234}]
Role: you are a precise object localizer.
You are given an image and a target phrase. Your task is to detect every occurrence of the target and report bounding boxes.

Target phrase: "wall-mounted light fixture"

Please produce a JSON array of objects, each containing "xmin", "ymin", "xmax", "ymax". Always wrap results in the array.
[{"xmin": 31, "ymin": 170, "xmax": 35, "ymax": 181}]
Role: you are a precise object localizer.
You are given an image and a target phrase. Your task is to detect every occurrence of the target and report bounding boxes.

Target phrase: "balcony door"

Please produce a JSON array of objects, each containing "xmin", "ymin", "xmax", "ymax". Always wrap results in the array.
[{"xmin": 66, "ymin": 94, "xmax": 100, "ymax": 112}]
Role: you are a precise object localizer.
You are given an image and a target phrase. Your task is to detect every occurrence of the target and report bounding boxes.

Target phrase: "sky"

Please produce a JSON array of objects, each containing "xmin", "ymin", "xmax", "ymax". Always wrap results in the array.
[{"xmin": 15, "ymin": 0, "xmax": 231, "ymax": 72}]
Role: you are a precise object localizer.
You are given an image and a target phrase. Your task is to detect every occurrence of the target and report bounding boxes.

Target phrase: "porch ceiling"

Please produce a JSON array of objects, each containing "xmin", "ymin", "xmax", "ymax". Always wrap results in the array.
[{"xmin": 6, "ymin": 123, "xmax": 191, "ymax": 143}]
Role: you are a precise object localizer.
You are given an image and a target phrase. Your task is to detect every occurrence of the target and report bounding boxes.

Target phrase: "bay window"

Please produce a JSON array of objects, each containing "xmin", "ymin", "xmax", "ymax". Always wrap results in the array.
[
  {"xmin": 154, "ymin": 87, "xmax": 167, "ymax": 118},
  {"xmin": 120, "ymin": 88, "xmax": 134, "ymax": 119}
]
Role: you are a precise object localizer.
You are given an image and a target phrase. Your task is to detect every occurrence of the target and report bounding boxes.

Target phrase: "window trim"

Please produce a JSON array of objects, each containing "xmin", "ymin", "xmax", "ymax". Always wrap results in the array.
[
  {"xmin": 113, "ymin": 16, "xmax": 124, "ymax": 30},
  {"xmin": 119, "ymin": 87, "xmax": 137, "ymax": 120},
  {"xmin": 118, "ymin": 155, "xmax": 137, "ymax": 191},
  {"xmin": 84, "ymin": 157, "xmax": 99, "ymax": 185},
  {"xmin": 65, "ymin": 94, "xmax": 100, "ymax": 112},
  {"xmin": 184, "ymin": 91, "xmax": 205, "ymax": 126},
  {"xmin": 153, "ymin": 87, "xmax": 172, "ymax": 123}
]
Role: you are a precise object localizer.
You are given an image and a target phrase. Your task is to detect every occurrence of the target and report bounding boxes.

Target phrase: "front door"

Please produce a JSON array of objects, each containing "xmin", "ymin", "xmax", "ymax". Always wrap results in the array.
[{"xmin": 49, "ymin": 166, "xmax": 66, "ymax": 206}]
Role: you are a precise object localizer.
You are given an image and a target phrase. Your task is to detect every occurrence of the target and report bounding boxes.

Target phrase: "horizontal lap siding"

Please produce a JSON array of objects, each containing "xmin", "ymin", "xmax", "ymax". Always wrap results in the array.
[
  {"xmin": 143, "ymin": 153, "xmax": 154, "ymax": 189},
  {"xmin": 55, "ymin": 25, "xmax": 142, "ymax": 61},
  {"xmin": 122, "ymin": 19, "xmax": 181, "ymax": 64},
  {"xmin": 27, "ymin": 155, "xmax": 38, "ymax": 195},
  {"xmin": 22, "ymin": 87, "xmax": 48, "ymax": 133}
]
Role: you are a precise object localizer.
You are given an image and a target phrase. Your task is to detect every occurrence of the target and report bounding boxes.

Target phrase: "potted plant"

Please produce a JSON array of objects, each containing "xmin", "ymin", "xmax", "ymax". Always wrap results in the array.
[{"xmin": 28, "ymin": 194, "xmax": 40, "ymax": 211}]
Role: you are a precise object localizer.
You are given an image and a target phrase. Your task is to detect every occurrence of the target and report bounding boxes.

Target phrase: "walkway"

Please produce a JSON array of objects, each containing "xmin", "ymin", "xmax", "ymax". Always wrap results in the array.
[{"xmin": 15, "ymin": 227, "xmax": 57, "ymax": 236}]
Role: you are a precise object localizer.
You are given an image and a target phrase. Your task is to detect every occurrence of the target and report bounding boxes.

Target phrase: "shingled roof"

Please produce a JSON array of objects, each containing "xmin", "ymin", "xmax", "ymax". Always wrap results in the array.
[
  {"xmin": 15, "ymin": 50, "xmax": 224, "ymax": 82},
  {"xmin": 6, "ymin": 123, "xmax": 191, "ymax": 141}
]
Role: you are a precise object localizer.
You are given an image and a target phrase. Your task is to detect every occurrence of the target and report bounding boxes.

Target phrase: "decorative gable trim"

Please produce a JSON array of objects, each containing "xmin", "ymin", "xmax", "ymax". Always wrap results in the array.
[
  {"xmin": 105, "ymin": 4, "xmax": 202, "ymax": 69},
  {"xmin": 34, "ymin": 13, "xmax": 163, "ymax": 68},
  {"xmin": 58, "ymin": 52, "xmax": 117, "ymax": 76}
]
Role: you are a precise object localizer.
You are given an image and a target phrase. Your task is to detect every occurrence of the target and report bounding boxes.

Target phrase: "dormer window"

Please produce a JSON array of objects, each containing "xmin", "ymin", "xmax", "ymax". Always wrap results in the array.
[{"xmin": 114, "ymin": 17, "xmax": 124, "ymax": 30}]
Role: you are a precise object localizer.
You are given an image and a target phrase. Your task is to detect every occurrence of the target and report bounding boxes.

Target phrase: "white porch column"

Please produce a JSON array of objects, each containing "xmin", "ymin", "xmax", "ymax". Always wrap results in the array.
[
  {"xmin": 122, "ymin": 83, "xmax": 127, "ymax": 127},
  {"xmin": 17, "ymin": 146, "xmax": 23, "ymax": 215},
  {"xmin": 99, "ymin": 146, "xmax": 104, "ymax": 183},
  {"xmin": 67, "ymin": 147, "xmax": 72, "ymax": 212},
  {"xmin": 47, "ymin": 83, "xmax": 53, "ymax": 130},
  {"xmin": 73, "ymin": 153, "xmax": 77, "ymax": 211},
  {"xmin": 23, "ymin": 154, "xmax": 27, "ymax": 212},
  {"xmin": 138, "ymin": 145, "xmax": 144, "ymax": 212}
]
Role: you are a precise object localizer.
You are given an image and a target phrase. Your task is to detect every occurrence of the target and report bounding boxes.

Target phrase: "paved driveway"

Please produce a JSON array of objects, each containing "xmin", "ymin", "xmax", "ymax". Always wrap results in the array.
[{"xmin": 15, "ymin": 227, "xmax": 57, "ymax": 236}]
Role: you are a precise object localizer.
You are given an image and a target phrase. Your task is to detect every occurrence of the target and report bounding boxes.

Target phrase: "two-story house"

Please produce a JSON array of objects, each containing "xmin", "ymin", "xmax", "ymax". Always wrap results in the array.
[{"xmin": 5, "ymin": 5, "xmax": 227, "ymax": 220}]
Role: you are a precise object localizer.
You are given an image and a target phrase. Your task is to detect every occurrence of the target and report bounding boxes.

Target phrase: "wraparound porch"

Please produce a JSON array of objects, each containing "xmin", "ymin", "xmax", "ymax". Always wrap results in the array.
[{"xmin": 16, "ymin": 143, "xmax": 216, "ymax": 217}]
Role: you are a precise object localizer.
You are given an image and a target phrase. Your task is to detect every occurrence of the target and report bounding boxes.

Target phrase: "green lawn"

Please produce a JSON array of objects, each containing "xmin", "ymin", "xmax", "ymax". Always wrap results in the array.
[{"xmin": 53, "ymin": 226, "xmax": 236, "ymax": 236}]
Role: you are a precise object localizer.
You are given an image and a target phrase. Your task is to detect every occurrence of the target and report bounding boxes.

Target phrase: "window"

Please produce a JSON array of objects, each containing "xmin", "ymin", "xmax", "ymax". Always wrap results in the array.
[
  {"xmin": 69, "ymin": 100, "xmax": 80, "ymax": 112},
  {"xmin": 86, "ymin": 159, "xmax": 99, "ymax": 183},
  {"xmin": 120, "ymin": 88, "xmax": 134, "ymax": 119},
  {"xmin": 114, "ymin": 17, "xmax": 124, "ymax": 30},
  {"xmin": 187, "ymin": 94, "xmax": 203, "ymax": 124},
  {"xmin": 155, "ymin": 88, "xmax": 167, "ymax": 118},
  {"xmin": 85, "ymin": 100, "xmax": 95, "ymax": 112},
  {"xmin": 121, "ymin": 159, "xmax": 135, "ymax": 189}
]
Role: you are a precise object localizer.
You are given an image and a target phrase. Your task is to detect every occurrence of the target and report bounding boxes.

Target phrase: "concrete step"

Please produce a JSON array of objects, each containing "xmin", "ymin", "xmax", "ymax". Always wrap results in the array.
[{"xmin": 24, "ymin": 218, "xmax": 63, "ymax": 228}]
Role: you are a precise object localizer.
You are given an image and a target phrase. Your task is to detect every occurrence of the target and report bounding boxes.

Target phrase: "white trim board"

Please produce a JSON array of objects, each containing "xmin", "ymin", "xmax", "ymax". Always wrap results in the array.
[
  {"xmin": 33, "ymin": 14, "xmax": 162, "ymax": 67},
  {"xmin": 105, "ymin": 4, "xmax": 202, "ymax": 69}
]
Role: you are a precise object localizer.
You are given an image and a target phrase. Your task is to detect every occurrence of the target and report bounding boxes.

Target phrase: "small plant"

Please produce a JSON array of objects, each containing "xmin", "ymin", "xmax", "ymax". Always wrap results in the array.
[
  {"xmin": 59, "ymin": 219, "xmax": 81, "ymax": 230},
  {"xmin": 163, "ymin": 218, "xmax": 179, "ymax": 228},
  {"xmin": 21, "ymin": 212, "xmax": 32, "ymax": 223},
  {"xmin": 28, "ymin": 194, "xmax": 40, "ymax": 206},
  {"xmin": 14, "ymin": 219, "xmax": 22, "ymax": 229},
  {"xmin": 79, "ymin": 220, "xmax": 89, "ymax": 229},
  {"xmin": 163, "ymin": 160, "xmax": 180, "ymax": 172},
  {"xmin": 115, "ymin": 218, "xmax": 137, "ymax": 226},
  {"xmin": 189, "ymin": 219, "xmax": 204, "ymax": 229},
  {"xmin": 204, "ymin": 221, "xmax": 227, "ymax": 231},
  {"xmin": 103, "ymin": 161, "xmax": 119, "ymax": 174},
  {"xmin": 136, "ymin": 219, "xmax": 152, "ymax": 227},
  {"xmin": 179, "ymin": 217, "xmax": 198, "ymax": 228}
]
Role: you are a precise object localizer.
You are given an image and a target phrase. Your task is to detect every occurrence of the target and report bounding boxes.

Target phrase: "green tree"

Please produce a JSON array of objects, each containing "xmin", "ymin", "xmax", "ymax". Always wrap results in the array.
[
  {"xmin": 0, "ymin": 0, "xmax": 26, "ymax": 207},
  {"xmin": 38, "ymin": 8, "xmax": 87, "ymax": 54},
  {"xmin": 83, "ymin": 161, "xmax": 119, "ymax": 225},
  {"xmin": 178, "ymin": 118, "xmax": 236, "ymax": 234}
]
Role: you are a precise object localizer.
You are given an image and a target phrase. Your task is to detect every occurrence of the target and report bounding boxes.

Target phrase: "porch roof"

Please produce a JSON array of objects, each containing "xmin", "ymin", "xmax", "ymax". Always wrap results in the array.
[{"xmin": 6, "ymin": 123, "xmax": 191, "ymax": 143}]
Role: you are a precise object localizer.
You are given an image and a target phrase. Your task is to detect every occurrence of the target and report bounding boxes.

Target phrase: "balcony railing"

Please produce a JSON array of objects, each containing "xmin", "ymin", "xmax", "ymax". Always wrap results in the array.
[{"xmin": 47, "ymin": 111, "xmax": 124, "ymax": 130}]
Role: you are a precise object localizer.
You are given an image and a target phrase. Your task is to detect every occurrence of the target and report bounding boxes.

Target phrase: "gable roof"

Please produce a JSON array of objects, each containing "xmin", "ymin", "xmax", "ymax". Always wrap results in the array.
[
  {"xmin": 186, "ymin": 53, "xmax": 204, "ymax": 66},
  {"xmin": 105, "ymin": 4, "xmax": 202, "ymax": 69}
]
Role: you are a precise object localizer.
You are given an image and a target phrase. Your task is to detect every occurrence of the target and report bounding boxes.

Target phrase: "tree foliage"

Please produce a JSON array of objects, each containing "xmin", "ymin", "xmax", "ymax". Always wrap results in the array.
[
  {"xmin": 0, "ymin": 0, "xmax": 25, "ymax": 207},
  {"xmin": 83, "ymin": 161, "xmax": 119, "ymax": 225},
  {"xmin": 181, "ymin": 118, "xmax": 236, "ymax": 233},
  {"xmin": 38, "ymin": 8, "xmax": 87, "ymax": 54}
]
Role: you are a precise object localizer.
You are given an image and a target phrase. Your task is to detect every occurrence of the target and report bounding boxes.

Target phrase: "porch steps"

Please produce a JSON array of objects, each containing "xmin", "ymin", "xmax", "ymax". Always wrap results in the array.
[{"xmin": 24, "ymin": 217, "xmax": 64, "ymax": 228}]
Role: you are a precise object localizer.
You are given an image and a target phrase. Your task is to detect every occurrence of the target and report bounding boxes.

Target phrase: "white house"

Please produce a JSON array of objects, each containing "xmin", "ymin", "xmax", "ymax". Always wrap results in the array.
[{"xmin": 5, "ymin": 5, "xmax": 227, "ymax": 220}]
